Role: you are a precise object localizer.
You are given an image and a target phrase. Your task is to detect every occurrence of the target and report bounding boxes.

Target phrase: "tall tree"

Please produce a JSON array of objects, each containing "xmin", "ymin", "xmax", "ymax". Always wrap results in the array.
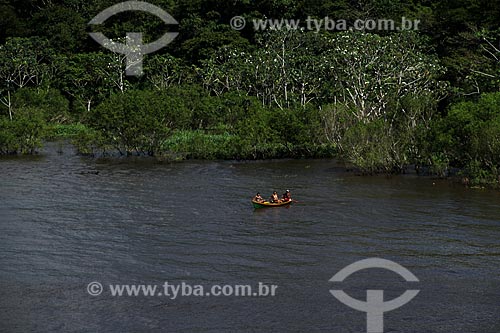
[{"xmin": 0, "ymin": 37, "xmax": 52, "ymax": 119}]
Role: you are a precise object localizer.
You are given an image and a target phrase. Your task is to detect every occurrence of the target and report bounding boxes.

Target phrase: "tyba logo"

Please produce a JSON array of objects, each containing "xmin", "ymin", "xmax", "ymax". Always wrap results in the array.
[
  {"xmin": 329, "ymin": 258, "xmax": 420, "ymax": 333},
  {"xmin": 88, "ymin": 1, "xmax": 179, "ymax": 76}
]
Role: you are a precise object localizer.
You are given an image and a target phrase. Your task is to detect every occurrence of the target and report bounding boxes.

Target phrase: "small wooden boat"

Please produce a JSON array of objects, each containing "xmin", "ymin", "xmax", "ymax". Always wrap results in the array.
[{"xmin": 252, "ymin": 200, "xmax": 292, "ymax": 209}]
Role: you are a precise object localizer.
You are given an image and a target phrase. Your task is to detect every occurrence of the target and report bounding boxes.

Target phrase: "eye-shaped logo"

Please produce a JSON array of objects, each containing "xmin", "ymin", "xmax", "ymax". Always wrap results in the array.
[
  {"xmin": 329, "ymin": 258, "xmax": 420, "ymax": 333},
  {"xmin": 89, "ymin": 1, "xmax": 179, "ymax": 76}
]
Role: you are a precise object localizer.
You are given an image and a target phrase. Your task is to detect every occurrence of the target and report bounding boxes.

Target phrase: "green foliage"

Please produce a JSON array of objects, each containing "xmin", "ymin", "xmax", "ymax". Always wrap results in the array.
[
  {"xmin": 0, "ymin": 37, "xmax": 53, "ymax": 90},
  {"xmin": 412, "ymin": 92, "xmax": 500, "ymax": 183},
  {"xmin": 1, "ymin": 0, "xmax": 499, "ymax": 180},
  {"xmin": 87, "ymin": 89, "xmax": 192, "ymax": 155},
  {"xmin": 145, "ymin": 54, "xmax": 195, "ymax": 89},
  {"xmin": 30, "ymin": 5, "xmax": 88, "ymax": 53},
  {"xmin": 0, "ymin": 0, "xmax": 496, "ymax": 97},
  {"xmin": 0, "ymin": 108, "xmax": 46, "ymax": 154},
  {"xmin": 11, "ymin": 88, "xmax": 70, "ymax": 123},
  {"xmin": 0, "ymin": 3, "xmax": 28, "ymax": 42},
  {"xmin": 318, "ymin": 32, "xmax": 443, "ymax": 173},
  {"xmin": 162, "ymin": 130, "xmax": 236, "ymax": 159},
  {"xmin": 323, "ymin": 31, "xmax": 445, "ymax": 120},
  {"xmin": 180, "ymin": 21, "xmax": 251, "ymax": 64},
  {"xmin": 57, "ymin": 52, "xmax": 112, "ymax": 115},
  {"xmin": 71, "ymin": 125, "xmax": 106, "ymax": 156},
  {"xmin": 164, "ymin": 84, "xmax": 218, "ymax": 129},
  {"xmin": 201, "ymin": 30, "xmax": 328, "ymax": 108},
  {"xmin": 442, "ymin": 92, "xmax": 500, "ymax": 169},
  {"xmin": 45, "ymin": 123, "xmax": 90, "ymax": 140},
  {"xmin": 44, "ymin": 123, "xmax": 107, "ymax": 156},
  {"xmin": 428, "ymin": 153, "xmax": 450, "ymax": 178},
  {"xmin": 461, "ymin": 160, "xmax": 499, "ymax": 187},
  {"xmin": 232, "ymin": 103, "xmax": 282, "ymax": 159},
  {"xmin": 340, "ymin": 120, "xmax": 396, "ymax": 173}
]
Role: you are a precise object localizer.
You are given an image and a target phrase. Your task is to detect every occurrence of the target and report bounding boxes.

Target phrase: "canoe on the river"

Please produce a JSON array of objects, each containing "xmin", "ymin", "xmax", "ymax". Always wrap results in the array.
[{"xmin": 252, "ymin": 200, "xmax": 292, "ymax": 209}]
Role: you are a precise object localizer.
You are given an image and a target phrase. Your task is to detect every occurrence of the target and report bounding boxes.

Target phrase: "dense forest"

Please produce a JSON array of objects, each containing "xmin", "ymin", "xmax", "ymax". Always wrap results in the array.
[{"xmin": 1, "ymin": 0, "xmax": 500, "ymax": 184}]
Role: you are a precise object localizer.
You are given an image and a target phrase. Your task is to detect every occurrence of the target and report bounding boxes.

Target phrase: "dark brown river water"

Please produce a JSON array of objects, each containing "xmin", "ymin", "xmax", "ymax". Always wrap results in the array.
[{"xmin": 1, "ymin": 143, "xmax": 499, "ymax": 332}]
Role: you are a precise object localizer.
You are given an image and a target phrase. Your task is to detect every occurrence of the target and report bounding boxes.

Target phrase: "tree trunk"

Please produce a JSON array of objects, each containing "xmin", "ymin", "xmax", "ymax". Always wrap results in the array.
[{"xmin": 7, "ymin": 91, "xmax": 12, "ymax": 120}]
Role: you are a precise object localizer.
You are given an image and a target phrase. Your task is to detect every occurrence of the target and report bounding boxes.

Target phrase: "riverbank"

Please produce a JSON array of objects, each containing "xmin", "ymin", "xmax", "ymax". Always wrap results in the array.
[
  {"xmin": 3, "ymin": 89, "xmax": 500, "ymax": 190},
  {"xmin": 44, "ymin": 124, "xmax": 338, "ymax": 160},
  {"xmin": 4, "ymin": 137, "xmax": 499, "ymax": 191}
]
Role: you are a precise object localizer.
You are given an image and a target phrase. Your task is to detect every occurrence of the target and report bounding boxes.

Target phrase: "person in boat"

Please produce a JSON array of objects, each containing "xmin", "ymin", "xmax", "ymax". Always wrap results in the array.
[
  {"xmin": 270, "ymin": 191, "xmax": 281, "ymax": 203},
  {"xmin": 282, "ymin": 189, "xmax": 292, "ymax": 202},
  {"xmin": 253, "ymin": 193, "xmax": 264, "ymax": 203}
]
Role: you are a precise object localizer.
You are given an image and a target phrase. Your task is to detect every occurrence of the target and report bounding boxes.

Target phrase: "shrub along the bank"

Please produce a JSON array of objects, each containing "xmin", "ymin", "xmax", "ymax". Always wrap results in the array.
[
  {"xmin": 0, "ymin": 107, "xmax": 46, "ymax": 154},
  {"xmin": 4, "ymin": 87, "xmax": 500, "ymax": 188},
  {"xmin": 88, "ymin": 89, "xmax": 193, "ymax": 156},
  {"xmin": 429, "ymin": 92, "xmax": 500, "ymax": 185},
  {"xmin": 12, "ymin": 88, "xmax": 70, "ymax": 123},
  {"xmin": 75, "ymin": 86, "xmax": 326, "ymax": 159}
]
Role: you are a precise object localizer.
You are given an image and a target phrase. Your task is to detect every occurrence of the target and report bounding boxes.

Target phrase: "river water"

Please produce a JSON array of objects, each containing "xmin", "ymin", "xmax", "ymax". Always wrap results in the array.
[{"xmin": 0, "ymin": 143, "xmax": 499, "ymax": 332}]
